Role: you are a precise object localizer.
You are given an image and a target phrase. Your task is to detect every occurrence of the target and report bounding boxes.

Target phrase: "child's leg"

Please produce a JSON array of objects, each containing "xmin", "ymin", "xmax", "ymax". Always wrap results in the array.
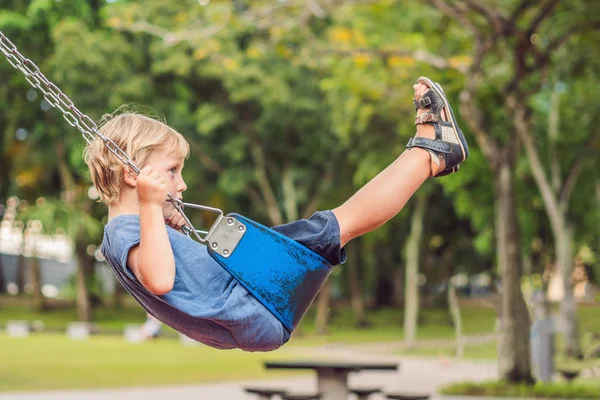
[
  {"xmin": 333, "ymin": 79, "xmax": 463, "ymax": 247},
  {"xmin": 332, "ymin": 147, "xmax": 430, "ymax": 247}
]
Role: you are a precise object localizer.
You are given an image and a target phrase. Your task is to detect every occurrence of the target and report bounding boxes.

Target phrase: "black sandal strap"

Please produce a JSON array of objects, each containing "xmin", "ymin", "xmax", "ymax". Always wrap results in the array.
[
  {"xmin": 435, "ymin": 165, "xmax": 459, "ymax": 177},
  {"xmin": 413, "ymin": 96, "xmax": 432, "ymax": 109},
  {"xmin": 406, "ymin": 137, "xmax": 452, "ymax": 153}
]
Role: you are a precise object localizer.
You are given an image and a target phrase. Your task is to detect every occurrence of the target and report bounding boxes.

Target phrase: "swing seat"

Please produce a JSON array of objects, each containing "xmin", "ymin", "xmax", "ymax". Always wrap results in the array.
[{"xmin": 208, "ymin": 213, "xmax": 333, "ymax": 333}]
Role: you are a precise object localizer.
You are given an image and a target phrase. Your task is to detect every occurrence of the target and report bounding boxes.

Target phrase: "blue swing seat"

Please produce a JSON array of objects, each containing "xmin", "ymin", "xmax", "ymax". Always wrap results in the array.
[{"xmin": 208, "ymin": 213, "xmax": 333, "ymax": 333}]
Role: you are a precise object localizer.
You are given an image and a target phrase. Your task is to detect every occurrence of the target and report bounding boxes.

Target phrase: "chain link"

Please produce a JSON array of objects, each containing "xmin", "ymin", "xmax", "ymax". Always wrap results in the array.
[
  {"xmin": 0, "ymin": 31, "xmax": 123, "ymax": 161},
  {"xmin": 0, "ymin": 30, "xmax": 215, "ymax": 243}
]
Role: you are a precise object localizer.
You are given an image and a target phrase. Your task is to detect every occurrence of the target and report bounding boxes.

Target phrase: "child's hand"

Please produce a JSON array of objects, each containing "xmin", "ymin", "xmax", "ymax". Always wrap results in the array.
[
  {"xmin": 136, "ymin": 166, "xmax": 168, "ymax": 207},
  {"xmin": 165, "ymin": 209, "xmax": 187, "ymax": 231}
]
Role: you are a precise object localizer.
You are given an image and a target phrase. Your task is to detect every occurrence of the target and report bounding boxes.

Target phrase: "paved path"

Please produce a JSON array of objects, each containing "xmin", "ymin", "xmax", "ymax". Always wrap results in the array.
[{"xmin": 0, "ymin": 354, "xmax": 497, "ymax": 400}]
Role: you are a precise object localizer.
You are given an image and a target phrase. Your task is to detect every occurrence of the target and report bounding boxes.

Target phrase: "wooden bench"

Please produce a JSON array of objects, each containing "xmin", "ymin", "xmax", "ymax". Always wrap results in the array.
[
  {"xmin": 349, "ymin": 387, "xmax": 381, "ymax": 400},
  {"xmin": 265, "ymin": 361, "xmax": 397, "ymax": 400},
  {"xmin": 244, "ymin": 387, "xmax": 288, "ymax": 400},
  {"xmin": 385, "ymin": 393, "xmax": 430, "ymax": 400},
  {"xmin": 280, "ymin": 394, "xmax": 321, "ymax": 400}
]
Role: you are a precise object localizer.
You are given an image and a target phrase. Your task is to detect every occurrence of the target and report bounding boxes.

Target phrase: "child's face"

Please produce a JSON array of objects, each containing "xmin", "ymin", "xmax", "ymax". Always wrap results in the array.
[{"xmin": 143, "ymin": 148, "xmax": 187, "ymax": 220}]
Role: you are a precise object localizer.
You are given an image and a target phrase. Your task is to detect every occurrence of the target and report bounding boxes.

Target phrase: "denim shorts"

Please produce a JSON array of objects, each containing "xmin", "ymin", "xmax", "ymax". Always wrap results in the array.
[{"xmin": 270, "ymin": 210, "xmax": 347, "ymax": 266}]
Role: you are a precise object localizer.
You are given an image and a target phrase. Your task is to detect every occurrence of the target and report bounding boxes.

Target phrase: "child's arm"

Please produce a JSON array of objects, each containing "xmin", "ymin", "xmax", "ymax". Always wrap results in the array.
[{"xmin": 127, "ymin": 166, "xmax": 176, "ymax": 295}]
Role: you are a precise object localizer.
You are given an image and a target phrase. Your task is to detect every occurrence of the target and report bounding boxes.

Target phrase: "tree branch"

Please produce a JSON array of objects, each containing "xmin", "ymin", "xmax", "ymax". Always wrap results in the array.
[
  {"xmin": 534, "ymin": 22, "xmax": 600, "ymax": 71},
  {"xmin": 113, "ymin": 0, "xmax": 383, "ymax": 46},
  {"xmin": 321, "ymin": 48, "xmax": 468, "ymax": 72},
  {"xmin": 558, "ymin": 158, "xmax": 583, "ymax": 214},
  {"xmin": 247, "ymin": 134, "xmax": 284, "ymax": 226},
  {"xmin": 459, "ymin": 85, "xmax": 496, "ymax": 164},
  {"xmin": 514, "ymin": 21, "xmax": 600, "ymax": 98},
  {"xmin": 457, "ymin": 34, "xmax": 497, "ymax": 165},
  {"xmin": 301, "ymin": 168, "xmax": 333, "ymax": 219},
  {"xmin": 193, "ymin": 147, "xmax": 224, "ymax": 174},
  {"xmin": 463, "ymin": 0, "xmax": 506, "ymax": 35},
  {"xmin": 430, "ymin": 0, "xmax": 479, "ymax": 36},
  {"xmin": 559, "ymin": 129, "xmax": 600, "ymax": 209},
  {"xmin": 525, "ymin": 0, "xmax": 560, "ymax": 37},
  {"xmin": 507, "ymin": 94, "xmax": 563, "ymax": 236},
  {"xmin": 281, "ymin": 164, "xmax": 298, "ymax": 222},
  {"xmin": 503, "ymin": 1, "xmax": 565, "ymax": 97},
  {"xmin": 511, "ymin": 0, "xmax": 537, "ymax": 22}
]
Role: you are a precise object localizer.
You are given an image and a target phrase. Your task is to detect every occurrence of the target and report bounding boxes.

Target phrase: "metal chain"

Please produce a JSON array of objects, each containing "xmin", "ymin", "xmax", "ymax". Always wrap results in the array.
[
  {"xmin": 0, "ymin": 31, "xmax": 140, "ymax": 172},
  {"xmin": 0, "ymin": 30, "xmax": 221, "ymax": 243}
]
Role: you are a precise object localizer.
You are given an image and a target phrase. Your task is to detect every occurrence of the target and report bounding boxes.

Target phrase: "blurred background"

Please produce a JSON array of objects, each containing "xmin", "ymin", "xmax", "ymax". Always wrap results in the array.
[{"xmin": 0, "ymin": 0, "xmax": 599, "ymax": 398}]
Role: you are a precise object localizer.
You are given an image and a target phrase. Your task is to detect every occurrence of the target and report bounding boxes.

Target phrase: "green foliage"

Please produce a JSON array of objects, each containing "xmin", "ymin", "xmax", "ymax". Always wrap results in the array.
[
  {"xmin": 58, "ymin": 273, "xmax": 105, "ymax": 303},
  {"xmin": 440, "ymin": 380, "xmax": 600, "ymax": 399},
  {"xmin": 16, "ymin": 198, "xmax": 102, "ymax": 241},
  {"xmin": 1, "ymin": 0, "xmax": 599, "ymax": 322}
]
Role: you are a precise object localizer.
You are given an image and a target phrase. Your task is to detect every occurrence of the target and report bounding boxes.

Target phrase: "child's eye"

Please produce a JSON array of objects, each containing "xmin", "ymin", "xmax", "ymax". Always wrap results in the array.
[{"xmin": 169, "ymin": 168, "xmax": 177, "ymax": 174}]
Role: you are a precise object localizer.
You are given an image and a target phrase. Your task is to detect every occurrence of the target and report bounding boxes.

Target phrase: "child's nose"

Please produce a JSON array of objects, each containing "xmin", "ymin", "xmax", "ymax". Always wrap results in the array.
[{"xmin": 179, "ymin": 180, "xmax": 187, "ymax": 193}]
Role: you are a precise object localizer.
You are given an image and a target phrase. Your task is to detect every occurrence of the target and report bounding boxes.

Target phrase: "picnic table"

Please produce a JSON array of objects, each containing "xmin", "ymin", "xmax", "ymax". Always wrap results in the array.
[{"xmin": 264, "ymin": 360, "xmax": 399, "ymax": 400}]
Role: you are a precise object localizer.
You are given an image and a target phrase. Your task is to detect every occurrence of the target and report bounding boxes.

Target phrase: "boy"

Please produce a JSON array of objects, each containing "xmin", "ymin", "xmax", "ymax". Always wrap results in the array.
[{"xmin": 85, "ymin": 77, "xmax": 468, "ymax": 351}]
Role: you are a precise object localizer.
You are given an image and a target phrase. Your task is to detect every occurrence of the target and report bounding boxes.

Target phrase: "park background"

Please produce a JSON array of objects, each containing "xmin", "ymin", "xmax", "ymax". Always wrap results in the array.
[{"xmin": 0, "ymin": 0, "xmax": 599, "ymax": 398}]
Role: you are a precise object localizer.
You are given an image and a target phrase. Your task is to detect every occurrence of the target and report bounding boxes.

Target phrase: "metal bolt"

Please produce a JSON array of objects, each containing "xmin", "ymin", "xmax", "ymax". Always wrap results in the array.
[
  {"xmin": 223, "ymin": 249, "xmax": 229, "ymax": 256},
  {"xmin": 238, "ymin": 225, "xmax": 245, "ymax": 232},
  {"xmin": 211, "ymin": 242, "xmax": 218, "ymax": 249},
  {"xmin": 227, "ymin": 218, "xmax": 234, "ymax": 225}
]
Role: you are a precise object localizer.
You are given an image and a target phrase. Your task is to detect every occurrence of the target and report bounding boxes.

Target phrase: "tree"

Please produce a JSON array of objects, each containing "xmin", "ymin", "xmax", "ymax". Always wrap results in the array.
[
  {"xmin": 403, "ymin": 190, "xmax": 428, "ymax": 348},
  {"xmin": 426, "ymin": 0, "xmax": 596, "ymax": 368},
  {"xmin": 18, "ymin": 198, "xmax": 102, "ymax": 320}
]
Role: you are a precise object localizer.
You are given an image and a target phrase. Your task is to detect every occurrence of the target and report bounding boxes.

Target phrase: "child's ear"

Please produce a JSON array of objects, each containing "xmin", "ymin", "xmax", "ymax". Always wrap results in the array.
[{"xmin": 122, "ymin": 166, "xmax": 138, "ymax": 187}]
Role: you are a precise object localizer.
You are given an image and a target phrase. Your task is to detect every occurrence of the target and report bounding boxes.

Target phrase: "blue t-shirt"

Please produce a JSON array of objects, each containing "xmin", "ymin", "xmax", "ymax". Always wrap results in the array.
[{"xmin": 101, "ymin": 215, "xmax": 288, "ymax": 351}]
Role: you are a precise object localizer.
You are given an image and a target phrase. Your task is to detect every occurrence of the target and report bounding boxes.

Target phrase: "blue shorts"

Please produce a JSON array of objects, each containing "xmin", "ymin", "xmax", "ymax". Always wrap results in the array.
[{"xmin": 271, "ymin": 210, "xmax": 347, "ymax": 266}]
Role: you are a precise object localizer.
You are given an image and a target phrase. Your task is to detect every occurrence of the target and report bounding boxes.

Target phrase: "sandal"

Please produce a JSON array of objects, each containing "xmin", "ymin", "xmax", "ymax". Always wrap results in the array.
[{"xmin": 406, "ymin": 76, "xmax": 469, "ymax": 177}]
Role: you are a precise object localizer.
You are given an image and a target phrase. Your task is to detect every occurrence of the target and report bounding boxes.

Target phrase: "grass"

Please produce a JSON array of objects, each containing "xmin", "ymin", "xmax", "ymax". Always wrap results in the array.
[
  {"xmin": 401, "ymin": 341, "xmax": 498, "ymax": 360},
  {"xmin": 0, "ymin": 301, "xmax": 599, "ymax": 392},
  {"xmin": 0, "ymin": 305, "xmax": 148, "ymax": 332},
  {"xmin": 0, "ymin": 303, "xmax": 498, "ymax": 392},
  {"xmin": 441, "ymin": 380, "xmax": 600, "ymax": 398},
  {"xmin": 0, "ymin": 333, "xmax": 312, "ymax": 392},
  {"xmin": 0, "ymin": 302, "xmax": 500, "ymax": 343}
]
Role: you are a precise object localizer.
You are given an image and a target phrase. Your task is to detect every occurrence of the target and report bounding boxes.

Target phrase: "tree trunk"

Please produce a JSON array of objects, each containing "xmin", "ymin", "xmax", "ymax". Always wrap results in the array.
[
  {"xmin": 29, "ymin": 256, "xmax": 45, "ymax": 311},
  {"xmin": 374, "ymin": 248, "xmax": 395, "ymax": 307},
  {"xmin": 403, "ymin": 193, "xmax": 427, "ymax": 348},
  {"xmin": 110, "ymin": 276, "xmax": 126, "ymax": 308},
  {"xmin": 346, "ymin": 240, "xmax": 368, "ymax": 327},
  {"xmin": 597, "ymin": 181, "xmax": 600, "ymax": 256},
  {"xmin": 75, "ymin": 240, "xmax": 93, "ymax": 322},
  {"xmin": 495, "ymin": 155, "xmax": 534, "ymax": 383},
  {"xmin": 391, "ymin": 268, "xmax": 404, "ymax": 308},
  {"xmin": 556, "ymin": 225, "xmax": 580, "ymax": 358},
  {"xmin": 0, "ymin": 254, "xmax": 6, "ymax": 294},
  {"xmin": 281, "ymin": 165, "xmax": 298, "ymax": 222},
  {"xmin": 314, "ymin": 279, "xmax": 331, "ymax": 335},
  {"xmin": 448, "ymin": 282, "xmax": 463, "ymax": 357},
  {"xmin": 511, "ymin": 92, "xmax": 582, "ymax": 359},
  {"xmin": 16, "ymin": 255, "xmax": 26, "ymax": 293}
]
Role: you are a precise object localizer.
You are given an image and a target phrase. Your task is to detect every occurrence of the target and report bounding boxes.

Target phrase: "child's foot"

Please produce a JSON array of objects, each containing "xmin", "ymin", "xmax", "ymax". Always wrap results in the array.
[{"xmin": 407, "ymin": 77, "xmax": 469, "ymax": 177}]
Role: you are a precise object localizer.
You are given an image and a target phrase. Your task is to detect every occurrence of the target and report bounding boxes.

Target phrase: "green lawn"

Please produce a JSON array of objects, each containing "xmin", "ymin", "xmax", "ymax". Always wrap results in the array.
[
  {"xmin": 399, "ymin": 305, "xmax": 600, "ymax": 363},
  {"xmin": 0, "ymin": 303, "xmax": 497, "ymax": 392},
  {"xmin": 0, "ymin": 303, "xmax": 500, "ymax": 343},
  {"xmin": 1, "ymin": 302, "xmax": 598, "ymax": 392},
  {"xmin": 400, "ymin": 341, "xmax": 498, "ymax": 360},
  {"xmin": 441, "ymin": 380, "xmax": 600, "ymax": 399},
  {"xmin": 0, "ymin": 333, "xmax": 311, "ymax": 392}
]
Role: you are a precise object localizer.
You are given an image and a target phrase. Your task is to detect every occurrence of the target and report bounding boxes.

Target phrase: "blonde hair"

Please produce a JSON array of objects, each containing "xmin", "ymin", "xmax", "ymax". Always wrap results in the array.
[{"xmin": 84, "ymin": 107, "xmax": 190, "ymax": 205}]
